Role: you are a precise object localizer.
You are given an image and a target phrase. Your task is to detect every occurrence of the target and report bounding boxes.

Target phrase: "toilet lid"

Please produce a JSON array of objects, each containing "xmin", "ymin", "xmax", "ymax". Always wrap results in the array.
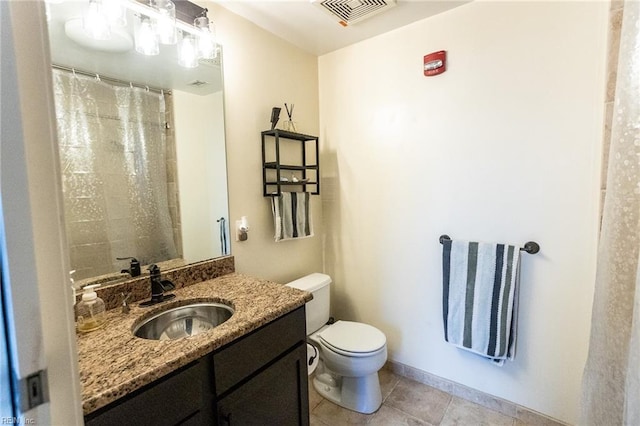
[{"xmin": 318, "ymin": 321, "xmax": 386, "ymax": 354}]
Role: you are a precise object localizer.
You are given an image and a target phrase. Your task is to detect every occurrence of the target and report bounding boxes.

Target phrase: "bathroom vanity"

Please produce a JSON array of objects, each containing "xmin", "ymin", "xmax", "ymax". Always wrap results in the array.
[{"xmin": 78, "ymin": 272, "xmax": 312, "ymax": 425}]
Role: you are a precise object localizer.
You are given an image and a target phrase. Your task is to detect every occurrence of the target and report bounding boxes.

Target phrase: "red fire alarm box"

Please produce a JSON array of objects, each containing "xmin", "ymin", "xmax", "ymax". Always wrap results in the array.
[{"xmin": 424, "ymin": 50, "xmax": 446, "ymax": 76}]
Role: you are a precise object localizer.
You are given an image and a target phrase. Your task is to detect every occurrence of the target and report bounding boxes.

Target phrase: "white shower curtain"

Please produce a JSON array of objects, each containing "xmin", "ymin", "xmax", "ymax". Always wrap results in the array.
[
  {"xmin": 581, "ymin": 1, "xmax": 640, "ymax": 424},
  {"xmin": 53, "ymin": 69, "xmax": 177, "ymax": 280}
]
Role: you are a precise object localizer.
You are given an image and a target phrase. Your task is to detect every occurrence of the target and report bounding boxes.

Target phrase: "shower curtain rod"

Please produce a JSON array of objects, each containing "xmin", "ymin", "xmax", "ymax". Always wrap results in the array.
[{"xmin": 51, "ymin": 64, "xmax": 171, "ymax": 95}]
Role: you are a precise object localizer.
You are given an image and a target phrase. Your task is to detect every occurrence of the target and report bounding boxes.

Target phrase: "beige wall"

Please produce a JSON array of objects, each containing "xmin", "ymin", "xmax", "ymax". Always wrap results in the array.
[
  {"xmin": 174, "ymin": 90, "xmax": 229, "ymax": 261},
  {"xmin": 318, "ymin": 1, "xmax": 607, "ymax": 423},
  {"xmin": 203, "ymin": 2, "xmax": 323, "ymax": 283}
]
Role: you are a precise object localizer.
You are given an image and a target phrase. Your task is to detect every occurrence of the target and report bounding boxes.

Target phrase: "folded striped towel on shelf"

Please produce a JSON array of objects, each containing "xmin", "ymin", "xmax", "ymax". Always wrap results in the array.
[
  {"xmin": 271, "ymin": 192, "xmax": 314, "ymax": 242},
  {"xmin": 441, "ymin": 239, "xmax": 521, "ymax": 365}
]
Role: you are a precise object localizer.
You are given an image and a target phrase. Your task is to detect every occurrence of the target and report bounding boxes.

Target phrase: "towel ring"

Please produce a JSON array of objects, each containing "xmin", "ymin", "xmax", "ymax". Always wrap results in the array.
[{"xmin": 439, "ymin": 235, "xmax": 540, "ymax": 255}]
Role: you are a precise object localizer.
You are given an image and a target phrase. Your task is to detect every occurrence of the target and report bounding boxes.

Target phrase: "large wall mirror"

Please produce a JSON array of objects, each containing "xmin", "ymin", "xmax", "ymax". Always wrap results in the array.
[{"xmin": 46, "ymin": 0, "xmax": 230, "ymax": 283}]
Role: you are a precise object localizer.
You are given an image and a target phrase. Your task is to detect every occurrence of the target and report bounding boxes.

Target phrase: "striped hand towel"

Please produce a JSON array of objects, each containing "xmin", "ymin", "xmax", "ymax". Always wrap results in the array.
[
  {"xmin": 271, "ymin": 192, "xmax": 314, "ymax": 242},
  {"xmin": 442, "ymin": 239, "xmax": 520, "ymax": 365}
]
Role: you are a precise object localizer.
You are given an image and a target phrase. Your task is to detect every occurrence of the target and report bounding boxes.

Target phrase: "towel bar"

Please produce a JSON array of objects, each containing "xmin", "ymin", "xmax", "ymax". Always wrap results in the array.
[{"xmin": 439, "ymin": 235, "xmax": 540, "ymax": 254}]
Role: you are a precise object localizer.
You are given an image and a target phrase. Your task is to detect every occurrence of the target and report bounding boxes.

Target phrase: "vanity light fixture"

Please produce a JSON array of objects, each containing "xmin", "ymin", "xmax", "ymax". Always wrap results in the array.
[
  {"xmin": 71, "ymin": 0, "xmax": 217, "ymax": 68},
  {"xmin": 130, "ymin": 1, "xmax": 218, "ymax": 67}
]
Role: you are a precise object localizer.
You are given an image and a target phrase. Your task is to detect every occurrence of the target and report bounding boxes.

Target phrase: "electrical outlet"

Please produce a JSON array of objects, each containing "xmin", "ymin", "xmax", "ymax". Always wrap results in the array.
[{"xmin": 235, "ymin": 220, "xmax": 248, "ymax": 241}]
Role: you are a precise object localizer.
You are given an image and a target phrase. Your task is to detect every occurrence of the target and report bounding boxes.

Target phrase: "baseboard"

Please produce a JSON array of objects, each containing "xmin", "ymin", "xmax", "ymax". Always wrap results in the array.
[{"xmin": 384, "ymin": 360, "xmax": 568, "ymax": 425}]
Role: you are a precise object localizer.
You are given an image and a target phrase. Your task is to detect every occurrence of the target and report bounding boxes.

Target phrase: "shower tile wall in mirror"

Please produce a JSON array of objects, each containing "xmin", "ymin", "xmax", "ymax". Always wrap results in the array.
[{"xmin": 46, "ymin": 0, "xmax": 230, "ymax": 282}]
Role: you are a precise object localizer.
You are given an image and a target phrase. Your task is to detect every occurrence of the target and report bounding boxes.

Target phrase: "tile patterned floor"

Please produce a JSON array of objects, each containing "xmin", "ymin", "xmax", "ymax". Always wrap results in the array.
[{"xmin": 309, "ymin": 368, "xmax": 564, "ymax": 426}]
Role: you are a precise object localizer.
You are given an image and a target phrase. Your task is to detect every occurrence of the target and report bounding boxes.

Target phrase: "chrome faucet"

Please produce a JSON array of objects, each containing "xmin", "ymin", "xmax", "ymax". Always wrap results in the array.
[{"xmin": 140, "ymin": 264, "xmax": 176, "ymax": 307}]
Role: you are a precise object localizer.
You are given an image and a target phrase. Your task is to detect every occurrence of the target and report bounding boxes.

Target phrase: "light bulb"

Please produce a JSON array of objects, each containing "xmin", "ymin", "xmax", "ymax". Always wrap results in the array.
[
  {"xmin": 194, "ymin": 16, "xmax": 216, "ymax": 60},
  {"xmin": 197, "ymin": 33, "xmax": 216, "ymax": 60},
  {"xmin": 135, "ymin": 16, "xmax": 159, "ymax": 56},
  {"xmin": 178, "ymin": 33, "xmax": 198, "ymax": 68},
  {"xmin": 103, "ymin": 0, "xmax": 127, "ymax": 27},
  {"xmin": 152, "ymin": 0, "xmax": 177, "ymax": 45},
  {"xmin": 83, "ymin": 0, "xmax": 111, "ymax": 40}
]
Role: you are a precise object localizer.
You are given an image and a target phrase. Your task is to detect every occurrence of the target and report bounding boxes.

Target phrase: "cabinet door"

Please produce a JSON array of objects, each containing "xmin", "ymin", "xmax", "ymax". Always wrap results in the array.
[
  {"xmin": 217, "ymin": 343, "xmax": 309, "ymax": 426},
  {"xmin": 214, "ymin": 307, "xmax": 306, "ymax": 396},
  {"xmin": 85, "ymin": 359, "xmax": 210, "ymax": 426}
]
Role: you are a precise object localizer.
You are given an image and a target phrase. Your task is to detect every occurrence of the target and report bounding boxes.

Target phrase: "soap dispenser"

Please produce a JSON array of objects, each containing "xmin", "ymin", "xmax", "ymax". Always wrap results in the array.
[{"xmin": 76, "ymin": 284, "xmax": 106, "ymax": 332}]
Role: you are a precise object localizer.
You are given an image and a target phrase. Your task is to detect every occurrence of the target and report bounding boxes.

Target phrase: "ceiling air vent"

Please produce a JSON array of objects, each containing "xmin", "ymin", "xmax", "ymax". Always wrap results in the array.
[
  {"xmin": 313, "ymin": 0, "xmax": 397, "ymax": 27},
  {"xmin": 187, "ymin": 80, "xmax": 209, "ymax": 87}
]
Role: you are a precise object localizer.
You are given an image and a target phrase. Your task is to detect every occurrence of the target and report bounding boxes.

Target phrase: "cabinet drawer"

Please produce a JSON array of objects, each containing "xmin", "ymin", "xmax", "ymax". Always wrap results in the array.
[
  {"xmin": 214, "ymin": 306, "xmax": 306, "ymax": 396},
  {"xmin": 85, "ymin": 360, "xmax": 205, "ymax": 426}
]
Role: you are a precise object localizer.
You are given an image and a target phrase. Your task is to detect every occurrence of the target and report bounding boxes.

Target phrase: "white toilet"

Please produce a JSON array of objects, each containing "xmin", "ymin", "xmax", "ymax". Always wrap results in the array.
[{"xmin": 286, "ymin": 273, "xmax": 387, "ymax": 414}]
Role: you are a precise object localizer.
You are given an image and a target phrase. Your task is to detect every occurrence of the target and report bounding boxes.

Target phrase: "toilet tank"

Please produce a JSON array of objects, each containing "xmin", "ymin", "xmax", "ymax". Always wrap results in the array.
[{"xmin": 286, "ymin": 273, "xmax": 331, "ymax": 334}]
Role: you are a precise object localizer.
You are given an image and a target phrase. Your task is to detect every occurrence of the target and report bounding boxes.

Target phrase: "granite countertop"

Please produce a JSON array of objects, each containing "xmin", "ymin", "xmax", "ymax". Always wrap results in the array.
[{"xmin": 76, "ymin": 272, "xmax": 312, "ymax": 415}]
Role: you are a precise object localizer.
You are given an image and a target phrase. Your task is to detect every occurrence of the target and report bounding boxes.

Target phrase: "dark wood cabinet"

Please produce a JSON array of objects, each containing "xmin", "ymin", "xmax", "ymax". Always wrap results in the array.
[
  {"xmin": 84, "ymin": 359, "xmax": 212, "ymax": 426},
  {"xmin": 216, "ymin": 344, "xmax": 309, "ymax": 426},
  {"xmin": 84, "ymin": 307, "xmax": 309, "ymax": 426}
]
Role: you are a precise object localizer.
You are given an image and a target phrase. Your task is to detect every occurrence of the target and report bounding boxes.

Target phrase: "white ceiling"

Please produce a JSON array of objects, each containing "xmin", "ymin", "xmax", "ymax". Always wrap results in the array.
[{"xmin": 215, "ymin": 0, "xmax": 470, "ymax": 56}]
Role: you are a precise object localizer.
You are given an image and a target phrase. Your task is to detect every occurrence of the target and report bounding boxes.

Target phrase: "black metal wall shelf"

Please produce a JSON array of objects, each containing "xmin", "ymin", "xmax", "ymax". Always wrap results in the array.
[{"xmin": 261, "ymin": 129, "xmax": 320, "ymax": 197}]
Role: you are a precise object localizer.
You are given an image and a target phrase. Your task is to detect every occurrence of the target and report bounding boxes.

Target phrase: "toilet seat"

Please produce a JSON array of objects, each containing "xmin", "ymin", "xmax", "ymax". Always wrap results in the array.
[{"xmin": 318, "ymin": 321, "xmax": 386, "ymax": 357}]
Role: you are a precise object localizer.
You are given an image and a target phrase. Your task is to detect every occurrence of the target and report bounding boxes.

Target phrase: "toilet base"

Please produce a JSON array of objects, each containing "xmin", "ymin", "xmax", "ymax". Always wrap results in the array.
[{"xmin": 313, "ymin": 371, "xmax": 382, "ymax": 414}]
